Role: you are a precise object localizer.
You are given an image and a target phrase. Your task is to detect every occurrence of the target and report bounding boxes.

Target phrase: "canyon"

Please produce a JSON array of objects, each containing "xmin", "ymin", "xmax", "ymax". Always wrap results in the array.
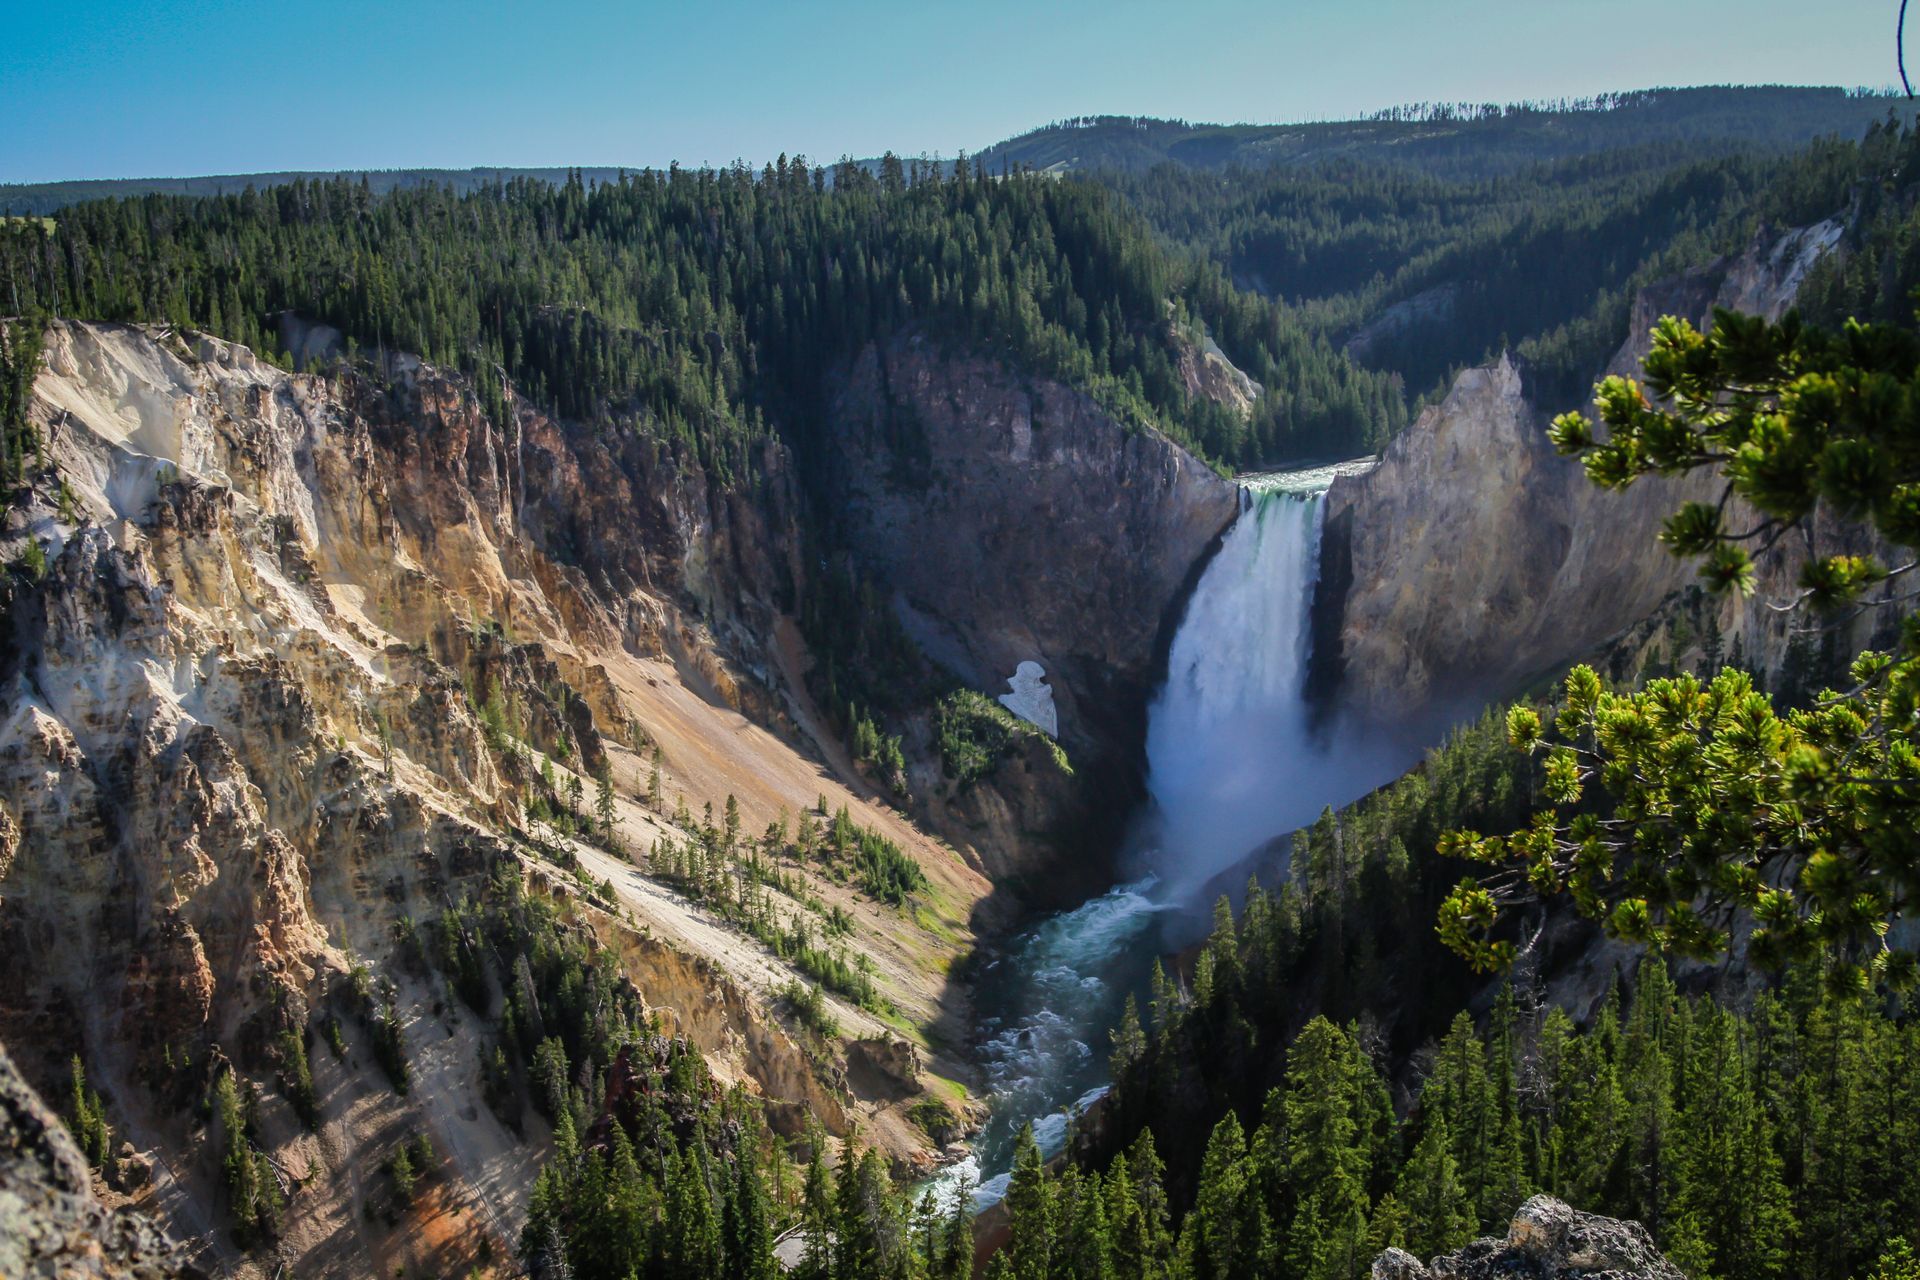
[
  {"xmin": 0, "ymin": 309, "xmax": 1249, "ymax": 1276},
  {"xmin": 1315, "ymin": 217, "xmax": 1873, "ymax": 729},
  {"xmin": 0, "ymin": 192, "xmax": 1870, "ymax": 1280}
]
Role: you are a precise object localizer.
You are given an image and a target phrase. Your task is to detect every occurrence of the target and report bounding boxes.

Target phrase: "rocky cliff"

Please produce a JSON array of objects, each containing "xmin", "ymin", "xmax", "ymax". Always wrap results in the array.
[
  {"xmin": 824, "ymin": 334, "xmax": 1239, "ymax": 891},
  {"xmin": 0, "ymin": 320, "xmax": 998, "ymax": 1277},
  {"xmin": 1316, "ymin": 218, "xmax": 1861, "ymax": 724}
]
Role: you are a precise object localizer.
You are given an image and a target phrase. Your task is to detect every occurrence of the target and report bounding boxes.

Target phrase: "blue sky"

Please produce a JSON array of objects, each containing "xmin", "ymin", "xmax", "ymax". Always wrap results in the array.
[{"xmin": 0, "ymin": 0, "xmax": 1901, "ymax": 182}]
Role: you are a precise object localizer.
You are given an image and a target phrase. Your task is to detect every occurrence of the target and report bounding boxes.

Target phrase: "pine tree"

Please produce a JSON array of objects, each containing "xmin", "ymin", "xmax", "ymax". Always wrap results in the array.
[
  {"xmin": 837, "ymin": 1146, "xmax": 906, "ymax": 1280},
  {"xmin": 1205, "ymin": 896, "xmax": 1241, "ymax": 999},
  {"xmin": 594, "ymin": 759, "xmax": 618, "ymax": 846},
  {"xmin": 664, "ymin": 1141, "xmax": 724, "ymax": 1280},
  {"xmin": 1148, "ymin": 959, "xmax": 1178, "ymax": 1034},
  {"xmin": 1110, "ymin": 995, "xmax": 1147, "ymax": 1081},
  {"xmin": 1481, "ymin": 986, "xmax": 1529, "ymax": 1225},
  {"xmin": 1559, "ymin": 994, "xmax": 1628, "ymax": 1210},
  {"xmin": 723, "ymin": 1126, "xmax": 777, "ymax": 1280},
  {"xmin": 1181, "ymin": 1112, "xmax": 1263, "ymax": 1280},
  {"xmin": 1002, "ymin": 1125, "xmax": 1054, "ymax": 1280},
  {"xmin": 276, "ymin": 1027, "xmax": 317, "ymax": 1129},
  {"xmin": 1120, "ymin": 1130, "xmax": 1174, "ymax": 1280},
  {"xmin": 213, "ymin": 1069, "xmax": 281, "ymax": 1245},
  {"xmin": 799, "ymin": 1137, "xmax": 836, "ymax": 1280},
  {"xmin": 931, "ymin": 1177, "xmax": 976, "ymax": 1280},
  {"xmin": 64, "ymin": 1055, "xmax": 115, "ymax": 1178},
  {"xmin": 1423, "ymin": 1012, "xmax": 1494, "ymax": 1229},
  {"xmin": 1395, "ymin": 1114, "xmax": 1475, "ymax": 1260},
  {"xmin": 1623, "ymin": 959, "xmax": 1679, "ymax": 1234},
  {"xmin": 1282, "ymin": 1019, "xmax": 1373, "ymax": 1280},
  {"xmin": 1059, "ymin": 1166, "xmax": 1117, "ymax": 1280},
  {"xmin": 1361, "ymin": 1192, "xmax": 1410, "ymax": 1266},
  {"xmin": 389, "ymin": 1144, "xmax": 417, "ymax": 1202},
  {"xmin": 601, "ymin": 1127, "xmax": 658, "ymax": 1279}
]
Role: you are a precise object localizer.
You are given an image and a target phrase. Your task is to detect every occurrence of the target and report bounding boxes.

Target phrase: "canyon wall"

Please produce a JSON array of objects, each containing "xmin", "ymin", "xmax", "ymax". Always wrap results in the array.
[
  {"xmin": 825, "ymin": 334, "xmax": 1240, "ymax": 890},
  {"xmin": 0, "ymin": 1040, "xmax": 197, "ymax": 1280},
  {"xmin": 0, "ymin": 321, "xmax": 997, "ymax": 1277},
  {"xmin": 1315, "ymin": 218, "xmax": 1870, "ymax": 724}
]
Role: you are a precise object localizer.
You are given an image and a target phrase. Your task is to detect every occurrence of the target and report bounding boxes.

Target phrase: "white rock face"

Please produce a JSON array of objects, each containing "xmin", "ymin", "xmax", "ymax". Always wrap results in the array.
[{"xmin": 997, "ymin": 661, "xmax": 1058, "ymax": 738}]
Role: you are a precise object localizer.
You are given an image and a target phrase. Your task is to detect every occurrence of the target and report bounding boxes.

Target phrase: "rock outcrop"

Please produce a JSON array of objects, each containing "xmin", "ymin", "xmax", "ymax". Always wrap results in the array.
[
  {"xmin": 826, "ymin": 334, "xmax": 1239, "ymax": 886},
  {"xmin": 1317, "ymin": 218, "xmax": 1856, "ymax": 724},
  {"xmin": 0, "ymin": 1038, "xmax": 197, "ymax": 1280},
  {"xmin": 1173, "ymin": 326, "xmax": 1263, "ymax": 416},
  {"xmin": 1372, "ymin": 1195, "xmax": 1685, "ymax": 1280}
]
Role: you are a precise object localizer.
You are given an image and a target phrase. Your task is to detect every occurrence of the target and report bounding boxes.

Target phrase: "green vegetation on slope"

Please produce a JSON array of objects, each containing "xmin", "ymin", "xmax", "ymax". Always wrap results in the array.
[
  {"xmin": 1028, "ymin": 958, "xmax": 1919, "ymax": 1280},
  {"xmin": 0, "ymin": 162, "xmax": 1403, "ymax": 473},
  {"xmin": 1088, "ymin": 96, "xmax": 1920, "ymax": 407},
  {"xmin": 935, "ymin": 688, "xmax": 1070, "ymax": 787}
]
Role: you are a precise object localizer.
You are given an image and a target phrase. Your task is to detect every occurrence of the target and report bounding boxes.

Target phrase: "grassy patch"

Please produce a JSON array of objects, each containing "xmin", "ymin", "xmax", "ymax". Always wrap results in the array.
[{"xmin": 934, "ymin": 689, "xmax": 1070, "ymax": 787}]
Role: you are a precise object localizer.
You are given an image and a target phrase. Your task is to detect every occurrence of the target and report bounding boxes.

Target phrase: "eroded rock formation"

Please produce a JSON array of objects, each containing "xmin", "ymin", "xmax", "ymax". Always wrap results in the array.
[
  {"xmin": 0, "ymin": 321, "xmax": 998, "ymax": 1276},
  {"xmin": 0, "ymin": 1039, "xmax": 198, "ymax": 1280}
]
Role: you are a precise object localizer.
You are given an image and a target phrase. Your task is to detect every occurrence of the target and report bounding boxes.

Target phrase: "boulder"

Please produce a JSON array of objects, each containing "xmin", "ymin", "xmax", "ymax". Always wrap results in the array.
[
  {"xmin": 1374, "ymin": 1195, "xmax": 1685, "ymax": 1280},
  {"xmin": 1509, "ymin": 1193, "xmax": 1576, "ymax": 1257},
  {"xmin": 845, "ymin": 1036, "xmax": 922, "ymax": 1101},
  {"xmin": 111, "ymin": 1141, "xmax": 151, "ymax": 1190},
  {"xmin": 1372, "ymin": 1247, "xmax": 1432, "ymax": 1280}
]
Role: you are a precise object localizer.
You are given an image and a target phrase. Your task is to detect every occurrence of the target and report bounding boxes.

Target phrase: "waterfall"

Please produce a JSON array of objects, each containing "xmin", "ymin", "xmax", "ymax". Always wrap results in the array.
[{"xmin": 1139, "ymin": 485, "xmax": 1336, "ymax": 897}]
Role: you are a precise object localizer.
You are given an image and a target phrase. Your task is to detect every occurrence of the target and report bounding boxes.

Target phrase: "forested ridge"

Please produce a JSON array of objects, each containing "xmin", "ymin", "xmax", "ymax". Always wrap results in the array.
[
  {"xmin": 974, "ymin": 88, "xmax": 1902, "ymax": 180},
  {"xmin": 1097, "ymin": 111, "xmax": 1920, "ymax": 406},
  {"xmin": 0, "ymin": 159, "xmax": 1403, "ymax": 478},
  {"xmin": 5, "ymin": 87, "xmax": 1912, "ymax": 487},
  {"xmin": 1, "ymin": 86, "xmax": 1891, "ymax": 220},
  {"xmin": 7, "ymin": 85, "xmax": 1906, "ymax": 485}
]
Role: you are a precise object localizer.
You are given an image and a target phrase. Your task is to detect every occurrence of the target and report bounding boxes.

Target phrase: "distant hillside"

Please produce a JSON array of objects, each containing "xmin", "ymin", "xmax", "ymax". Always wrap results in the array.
[
  {"xmin": 1042, "ymin": 86, "xmax": 1920, "ymax": 403},
  {"xmin": 5, "ymin": 86, "xmax": 1903, "ymax": 218},
  {"xmin": 972, "ymin": 85, "xmax": 1907, "ymax": 179},
  {"xmin": 0, "ymin": 166, "xmax": 643, "ymax": 217}
]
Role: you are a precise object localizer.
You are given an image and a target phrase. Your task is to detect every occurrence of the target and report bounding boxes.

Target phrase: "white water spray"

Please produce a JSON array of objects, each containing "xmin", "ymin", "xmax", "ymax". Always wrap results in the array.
[{"xmin": 1141, "ymin": 486, "xmax": 1333, "ymax": 897}]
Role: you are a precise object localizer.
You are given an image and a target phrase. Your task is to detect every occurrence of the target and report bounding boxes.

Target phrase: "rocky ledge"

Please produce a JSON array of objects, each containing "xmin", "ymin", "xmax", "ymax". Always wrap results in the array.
[
  {"xmin": 1372, "ymin": 1195, "xmax": 1684, "ymax": 1280},
  {"xmin": 0, "ymin": 1040, "xmax": 197, "ymax": 1280}
]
